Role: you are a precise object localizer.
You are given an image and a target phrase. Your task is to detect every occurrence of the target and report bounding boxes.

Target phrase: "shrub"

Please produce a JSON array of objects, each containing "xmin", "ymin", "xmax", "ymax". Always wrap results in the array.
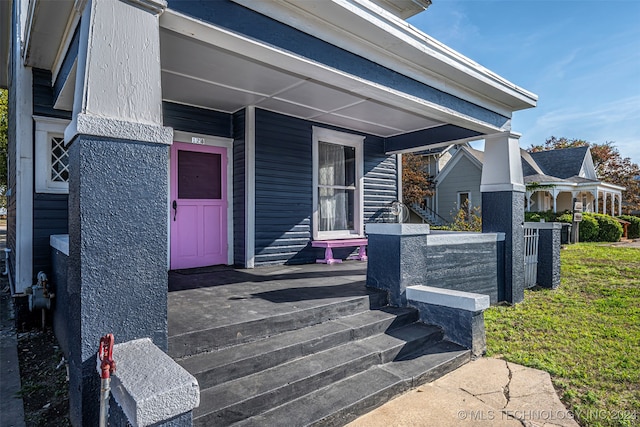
[
  {"xmin": 525, "ymin": 212, "xmax": 541, "ymax": 222},
  {"xmin": 577, "ymin": 214, "xmax": 600, "ymax": 242},
  {"xmin": 618, "ymin": 215, "xmax": 640, "ymax": 239},
  {"xmin": 591, "ymin": 213, "xmax": 623, "ymax": 242},
  {"xmin": 446, "ymin": 201, "xmax": 482, "ymax": 232},
  {"xmin": 556, "ymin": 213, "xmax": 599, "ymax": 242}
]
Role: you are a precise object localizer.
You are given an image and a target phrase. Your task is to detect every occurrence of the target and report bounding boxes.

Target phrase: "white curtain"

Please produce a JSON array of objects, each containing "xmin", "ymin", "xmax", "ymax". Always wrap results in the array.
[{"xmin": 319, "ymin": 143, "xmax": 348, "ymax": 231}]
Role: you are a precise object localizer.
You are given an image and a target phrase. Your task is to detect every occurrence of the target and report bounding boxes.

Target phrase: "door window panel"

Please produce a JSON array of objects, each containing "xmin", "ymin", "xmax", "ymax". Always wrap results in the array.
[{"xmin": 177, "ymin": 150, "xmax": 221, "ymax": 199}]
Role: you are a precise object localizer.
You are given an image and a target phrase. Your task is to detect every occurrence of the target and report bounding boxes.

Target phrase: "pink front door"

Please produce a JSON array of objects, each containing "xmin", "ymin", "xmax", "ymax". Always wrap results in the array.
[{"xmin": 170, "ymin": 142, "xmax": 228, "ymax": 270}]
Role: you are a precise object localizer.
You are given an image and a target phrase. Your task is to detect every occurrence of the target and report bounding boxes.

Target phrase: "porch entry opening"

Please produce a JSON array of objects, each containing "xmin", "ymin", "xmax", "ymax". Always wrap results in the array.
[{"xmin": 170, "ymin": 142, "xmax": 228, "ymax": 270}]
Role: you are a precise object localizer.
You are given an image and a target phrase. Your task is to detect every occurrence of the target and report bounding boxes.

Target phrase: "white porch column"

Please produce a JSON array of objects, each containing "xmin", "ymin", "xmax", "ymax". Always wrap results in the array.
[
  {"xmin": 64, "ymin": 1, "xmax": 172, "ymax": 425},
  {"xmin": 552, "ymin": 188, "xmax": 559, "ymax": 213},
  {"xmin": 619, "ymin": 194, "xmax": 622, "ymax": 216},
  {"xmin": 526, "ymin": 190, "xmax": 532, "ymax": 212},
  {"xmin": 610, "ymin": 192, "xmax": 615, "ymax": 216},
  {"xmin": 592, "ymin": 190, "xmax": 598, "ymax": 213},
  {"xmin": 481, "ymin": 131, "xmax": 525, "ymax": 304}
]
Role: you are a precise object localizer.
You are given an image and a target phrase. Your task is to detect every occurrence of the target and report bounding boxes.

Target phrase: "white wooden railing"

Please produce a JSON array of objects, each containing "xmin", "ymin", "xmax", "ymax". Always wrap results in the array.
[{"xmin": 523, "ymin": 225, "xmax": 540, "ymax": 288}]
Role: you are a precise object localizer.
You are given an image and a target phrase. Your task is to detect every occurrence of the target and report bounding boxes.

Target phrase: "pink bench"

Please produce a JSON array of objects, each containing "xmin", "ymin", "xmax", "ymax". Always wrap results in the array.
[{"xmin": 311, "ymin": 238, "xmax": 368, "ymax": 264}]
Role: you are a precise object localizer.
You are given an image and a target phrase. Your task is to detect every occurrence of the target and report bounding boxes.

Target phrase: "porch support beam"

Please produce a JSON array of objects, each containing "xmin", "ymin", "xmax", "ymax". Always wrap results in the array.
[
  {"xmin": 64, "ymin": 1, "xmax": 173, "ymax": 425},
  {"xmin": 481, "ymin": 131, "xmax": 525, "ymax": 304},
  {"xmin": 384, "ymin": 124, "xmax": 482, "ymax": 154}
]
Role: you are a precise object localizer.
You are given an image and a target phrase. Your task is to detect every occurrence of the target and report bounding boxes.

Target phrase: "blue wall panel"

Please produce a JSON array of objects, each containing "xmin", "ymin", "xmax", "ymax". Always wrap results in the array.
[
  {"xmin": 33, "ymin": 69, "xmax": 72, "ymax": 120},
  {"xmin": 254, "ymin": 109, "xmax": 314, "ymax": 265},
  {"xmin": 163, "ymin": 102, "xmax": 232, "ymax": 138},
  {"xmin": 53, "ymin": 24, "xmax": 79, "ymax": 104},
  {"xmin": 33, "ymin": 194, "xmax": 69, "ymax": 279},
  {"xmin": 253, "ymin": 109, "xmax": 398, "ymax": 266}
]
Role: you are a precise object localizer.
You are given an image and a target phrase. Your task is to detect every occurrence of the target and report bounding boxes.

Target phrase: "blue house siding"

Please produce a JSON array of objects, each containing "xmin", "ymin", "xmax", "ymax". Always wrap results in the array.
[
  {"xmin": 252, "ymin": 109, "xmax": 398, "ymax": 266},
  {"xmin": 33, "ymin": 194, "xmax": 68, "ymax": 277},
  {"xmin": 232, "ymin": 109, "xmax": 246, "ymax": 266},
  {"xmin": 162, "ymin": 102, "xmax": 232, "ymax": 138},
  {"xmin": 364, "ymin": 137, "xmax": 397, "ymax": 223},
  {"xmin": 254, "ymin": 109, "xmax": 314, "ymax": 265},
  {"xmin": 53, "ymin": 24, "xmax": 79, "ymax": 103},
  {"xmin": 167, "ymin": 0, "xmax": 509, "ymax": 129},
  {"xmin": 33, "ymin": 69, "xmax": 72, "ymax": 120},
  {"xmin": 30, "ymin": 69, "xmax": 71, "ymax": 281}
]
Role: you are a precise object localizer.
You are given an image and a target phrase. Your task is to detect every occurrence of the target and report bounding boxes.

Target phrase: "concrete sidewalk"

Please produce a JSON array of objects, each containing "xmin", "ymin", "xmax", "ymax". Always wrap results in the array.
[{"xmin": 347, "ymin": 357, "xmax": 579, "ymax": 427}]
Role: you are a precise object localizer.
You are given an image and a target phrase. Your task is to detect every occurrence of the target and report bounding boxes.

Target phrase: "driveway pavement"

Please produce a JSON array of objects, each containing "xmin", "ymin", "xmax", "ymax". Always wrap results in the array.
[{"xmin": 347, "ymin": 357, "xmax": 579, "ymax": 427}]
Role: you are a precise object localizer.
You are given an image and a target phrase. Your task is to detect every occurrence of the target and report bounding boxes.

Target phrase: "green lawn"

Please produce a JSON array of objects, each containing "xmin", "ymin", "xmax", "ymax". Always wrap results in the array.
[{"xmin": 485, "ymin": 244, "xmax": 640, "ymax": 427}]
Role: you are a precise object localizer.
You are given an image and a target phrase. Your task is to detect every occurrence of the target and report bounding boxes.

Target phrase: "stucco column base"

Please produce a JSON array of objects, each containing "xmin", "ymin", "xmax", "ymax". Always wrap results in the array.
[
  {"xmin": 67, "ymin": 136, "xmax": 169, "ymax": 426},
  {"xmin": 532, "ymin": 223, "xmax": 562, "ymax": 289},
  {"xmin": 365, "ymin": 224, "xmax": 432, "ymax": 306},
  {"xmin": 482, "ymin": 191, "xmax": 525, "ymax": 304}
]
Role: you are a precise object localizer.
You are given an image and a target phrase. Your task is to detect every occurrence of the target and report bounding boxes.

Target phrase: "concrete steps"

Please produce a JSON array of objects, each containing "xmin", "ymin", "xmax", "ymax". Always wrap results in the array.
[
  {"xmin": 174, "ymin": 291, "xmax": 470, "ymax": 426},
  {"xmin": 169, "ymin": 291, "xmax": 387, "ymax": 359}
]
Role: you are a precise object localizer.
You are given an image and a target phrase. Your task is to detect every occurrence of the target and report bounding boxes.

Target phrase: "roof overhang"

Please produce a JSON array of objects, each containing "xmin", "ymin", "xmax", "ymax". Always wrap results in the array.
[
  {"xmin": 231, "ymin": 0, "xmax": 537, "ymax": 117},
  {"xmin": 22, "ymin": 0, "xmax": 81, "ymax": 83},
  {"xmin": 160, "ymin": 10, "xmax": 504, "ymax": 138},
  {"xmin": 0, "ymin": 0, "xmax": 12, "ymax": 88},
  {"xmin": 368, "ymin": 0, "xmax": 431, "ymax": 19}
]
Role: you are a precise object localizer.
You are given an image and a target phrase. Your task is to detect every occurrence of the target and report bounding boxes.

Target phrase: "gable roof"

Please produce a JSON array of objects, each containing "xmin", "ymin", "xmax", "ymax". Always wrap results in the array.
[
  {"xmin": 520, "ymin": 149, "xmax": 544, "ymax": 176},
  {"xmin": 527, "ymin": 146, "xmax": 590, "ymax": 179}
]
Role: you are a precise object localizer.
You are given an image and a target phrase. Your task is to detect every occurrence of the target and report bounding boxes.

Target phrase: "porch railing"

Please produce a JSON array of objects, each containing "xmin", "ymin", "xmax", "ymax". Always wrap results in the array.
[{"xmin": 523, "ymin": 225, "xmax": 540, "ymax": 288}]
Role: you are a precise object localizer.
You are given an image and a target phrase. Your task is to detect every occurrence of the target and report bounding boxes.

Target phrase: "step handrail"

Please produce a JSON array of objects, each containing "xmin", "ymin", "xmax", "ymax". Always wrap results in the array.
[{"xmin": 410, "ymin": 203, "xmax": 449, "ymax": 225}]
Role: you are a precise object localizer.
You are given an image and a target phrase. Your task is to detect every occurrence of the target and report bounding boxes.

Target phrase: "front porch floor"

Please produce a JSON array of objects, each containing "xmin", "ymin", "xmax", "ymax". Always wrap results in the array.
[{"xmin": 168, "ymin": 261, "xmax": 371, "ymax": 345}]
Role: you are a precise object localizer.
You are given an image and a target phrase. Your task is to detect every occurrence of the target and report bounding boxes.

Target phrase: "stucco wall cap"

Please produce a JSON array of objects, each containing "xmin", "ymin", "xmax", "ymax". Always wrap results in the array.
[
  {"xmin": 523, "ymin": 222, "xmax": 563, "ymax": 230},
  {"xmin": 426, "ymin": 232, "xmax": 505, "ymax": 245},
  {"xmin": 102, "ymin": 338, "xmax": 199, "ymax": 427},
  {"xmin": 406, "ymin": 285, "xmax": 490, "ymax": 312},
  {"xmin": 365, "ymin": 223, "xmax": 430, "ymax": 236},
  {"xmin": 50, "ymin": 234, "xmax": 69, "ymax": 256}
]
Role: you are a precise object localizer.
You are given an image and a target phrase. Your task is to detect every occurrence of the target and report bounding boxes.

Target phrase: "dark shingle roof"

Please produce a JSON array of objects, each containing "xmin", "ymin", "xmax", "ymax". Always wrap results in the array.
[
  {"xmin": 528, "ymin": 146, "xmax": 589, "ymax": 179},
  {"xmin": 523, "ymin": 174, "xmax": 571, "ymax": 184}
]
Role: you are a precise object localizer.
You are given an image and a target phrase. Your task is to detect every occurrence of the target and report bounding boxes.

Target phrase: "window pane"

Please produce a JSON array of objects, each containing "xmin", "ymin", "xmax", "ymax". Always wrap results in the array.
[
  {"xmin": 50, "ymin": 136, "xmax": 69, "ymax": 182},
  {"xmin": 319, "ymin": 142, "xmax": 355, "ymax": 187},
  {"xmin": 178, "ymin": 150, "xmax": 222, "ymax": 199},
  {"xmin": 318, "ymin": 187, "xmax": 354, "ymax": 231}
]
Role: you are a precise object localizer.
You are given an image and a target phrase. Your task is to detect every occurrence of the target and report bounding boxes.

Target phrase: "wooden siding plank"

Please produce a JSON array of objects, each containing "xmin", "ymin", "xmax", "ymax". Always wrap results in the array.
[
  {"xmin": 252, "ymin": 109, "xmax": 397, "ymax": 265},
  {"xmin": 163, "ymin": 101, "xmax": 232, "ymax": 138}
]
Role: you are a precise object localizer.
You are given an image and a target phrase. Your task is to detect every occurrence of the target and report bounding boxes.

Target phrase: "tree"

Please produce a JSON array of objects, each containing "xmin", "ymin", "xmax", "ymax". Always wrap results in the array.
[
  {"xmin": 401, "ymin": 153, "xmax": 434, "ymax": 206},
  {"xmin": 527, "ymin": 136, "xmax": 640, "ymax": 214}
]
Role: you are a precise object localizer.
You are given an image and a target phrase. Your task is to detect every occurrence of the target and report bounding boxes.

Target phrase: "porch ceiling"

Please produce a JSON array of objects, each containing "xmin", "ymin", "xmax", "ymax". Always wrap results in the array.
[{"xmin": 160, "ymin": 28, "xmax": 446, "ymax": 138}]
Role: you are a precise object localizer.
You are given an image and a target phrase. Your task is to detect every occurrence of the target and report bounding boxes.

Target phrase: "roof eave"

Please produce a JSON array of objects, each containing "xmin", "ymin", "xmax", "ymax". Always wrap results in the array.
[{"xmin": 230, "ymin": 0, "xmax": 537, "ymax": 116}]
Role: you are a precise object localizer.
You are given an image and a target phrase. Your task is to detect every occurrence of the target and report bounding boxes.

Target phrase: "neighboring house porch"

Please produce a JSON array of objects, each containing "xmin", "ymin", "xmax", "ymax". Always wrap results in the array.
[
  {"xmin": 434, "ymin": 145, "xmax": 625, "ymax": 221},
  {"xmin": 525, "ymin": 179, "xmax": 624, "ymax": 215}
]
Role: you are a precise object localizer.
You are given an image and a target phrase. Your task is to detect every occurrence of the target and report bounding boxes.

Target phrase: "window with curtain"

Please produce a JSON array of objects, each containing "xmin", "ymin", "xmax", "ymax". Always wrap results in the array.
[
  {"xmin": 318, "ymin": 142, "xmax": 355, "ymax": 232},
  {"xmin": 313, "ymin": 127, "xmax": 364, "ymax": 240}
]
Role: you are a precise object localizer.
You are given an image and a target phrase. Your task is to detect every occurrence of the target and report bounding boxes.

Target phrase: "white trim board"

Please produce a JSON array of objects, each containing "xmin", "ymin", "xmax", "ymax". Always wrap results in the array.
[
  {"xmin": 13, "ymin": 3, "xmax": 34, "ymax": 292},
  {"xmin": 245, "ymin": 106, "xmax": 256, "ymax": 268},
  {"xmin": 33, "ymin": 116, "xmax": 71, "ymax": 194}
]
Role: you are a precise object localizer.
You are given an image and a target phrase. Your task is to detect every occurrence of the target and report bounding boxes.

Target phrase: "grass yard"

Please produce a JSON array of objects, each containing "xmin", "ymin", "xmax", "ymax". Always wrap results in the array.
[{"xmin": 485, "ymin": 243, "xmax": 640, "ymax": 427}]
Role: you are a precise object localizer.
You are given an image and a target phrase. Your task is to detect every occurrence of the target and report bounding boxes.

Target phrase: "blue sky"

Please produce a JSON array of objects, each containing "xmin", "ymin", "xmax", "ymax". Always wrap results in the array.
[{"xmin": 408, "ymin": 0, "xmax": 640, "ymax": 163}]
